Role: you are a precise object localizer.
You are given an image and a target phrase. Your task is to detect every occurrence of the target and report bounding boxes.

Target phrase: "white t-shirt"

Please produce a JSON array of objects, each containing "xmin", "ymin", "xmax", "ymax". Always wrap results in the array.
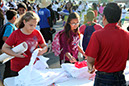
[
  {"xmin": 121, "ymin": 9, "xmax": 127, "ymax": 19},
  {"xmin": 52, "ymin": 4, "xmax": 59, "ymax": 11},
  {"xmin": 77, "ymin": 4, "xmax": 84, "ymax": 12}
]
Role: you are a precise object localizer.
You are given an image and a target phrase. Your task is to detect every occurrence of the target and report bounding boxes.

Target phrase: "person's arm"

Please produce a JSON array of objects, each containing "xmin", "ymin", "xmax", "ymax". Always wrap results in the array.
[
  {"xmin": 2, "ymin": 43, "xmax": 25, "ymax": 58},
  {"xmin": 37, "ymin": 43, "xmax": 48, "ymax": 56},
  {"xmin": 78, "ymin": 45, "xmax": 87, "ymax": 59},
  {"xmin": 0, "ymin": 80, "xmax": 4, "ymax": 86},
  {"xmin": 47, "ymin": 17, "xmax": 53, "ymax": 28},
  {"xmin": 65, "ymin": 52, "xmax": 77, "ymax": 63},
  {"xmin": 87, "ymin": 56, "xmax": 95, "ymax": 74}
]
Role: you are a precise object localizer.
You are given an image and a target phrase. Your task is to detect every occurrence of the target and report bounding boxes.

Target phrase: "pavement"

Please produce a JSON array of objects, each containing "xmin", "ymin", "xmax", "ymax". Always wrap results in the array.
[
  {"xmin": 45, "ymin": 19, "xmax": 129, "ymax": 69},
  {"xmin": 44, "ymin": 20, "xmax": 63, "ymax": 68}
]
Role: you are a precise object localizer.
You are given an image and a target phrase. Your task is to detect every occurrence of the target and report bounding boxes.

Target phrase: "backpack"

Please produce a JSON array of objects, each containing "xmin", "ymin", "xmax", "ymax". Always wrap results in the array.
[
  {"xmin": 0, "ymin": 23, "xmax": 14, "ymax": 49},
  {"xmin": 52, "ymin": 30, "xmax": 64, "ymax": 56},
  {"xmin": 82, "ymin": 23, "xmax": 96, "ymax": 51}
]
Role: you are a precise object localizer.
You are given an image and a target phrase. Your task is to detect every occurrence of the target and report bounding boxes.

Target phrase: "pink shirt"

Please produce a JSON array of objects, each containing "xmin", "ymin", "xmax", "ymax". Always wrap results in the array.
[{"xmin": 99, "ymin": 6, "xmax": 104, "ymax": 14}]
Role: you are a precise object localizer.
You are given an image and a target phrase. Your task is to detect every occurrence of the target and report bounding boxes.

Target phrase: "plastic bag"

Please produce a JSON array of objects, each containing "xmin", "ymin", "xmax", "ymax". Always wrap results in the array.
[
  {"xmin": 61, "ymin": 63, "xmax": 95, "ymax": 79},
  {"xmin": 15, "ymin": 49, "xmax": 69, "ymax": 86}
]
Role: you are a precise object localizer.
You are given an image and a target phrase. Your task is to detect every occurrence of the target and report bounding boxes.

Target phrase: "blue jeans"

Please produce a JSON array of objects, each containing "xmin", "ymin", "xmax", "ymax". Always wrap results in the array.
[{"xmin": 94, "ymin": 71, "xmax": 127, "ymax": 86}]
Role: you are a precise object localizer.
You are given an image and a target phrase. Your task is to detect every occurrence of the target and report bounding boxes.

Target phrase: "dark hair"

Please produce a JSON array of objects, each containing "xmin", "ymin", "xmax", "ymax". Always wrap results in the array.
[
  {"xmin": 18, "ymin": 2, "xmax": 27, "ymax": 10},
  {"xmin": 127, "ymin": 26, "xmax": 129, "ymax": 31},
  {"xmin": 92, "ymin": 3, "xmax": 97, "ymax": 10},
  {"xmin": 64, "ymin": 12, "xmax": 80, "ymax": 38},
  {"xmin": 103, "ymin": 3, "xmax": 121, "ymax": 23},
  {"xmin": 28, "ymin": 6, "xmax": 33, "ymax": 11},
  {"xmin": 65, "ymin": 2, "xmax": 73, "ymax": 13},
  {"xmin": 6, "ymin": 10, "xmax": 17, "ymax": 20}
]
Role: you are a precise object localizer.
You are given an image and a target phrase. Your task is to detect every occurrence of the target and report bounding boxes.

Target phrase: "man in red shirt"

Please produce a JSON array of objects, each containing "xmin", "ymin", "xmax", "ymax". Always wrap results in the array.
[{"xmin": 85, "ymin": 3, "xmax": 129, "ymax": 86}]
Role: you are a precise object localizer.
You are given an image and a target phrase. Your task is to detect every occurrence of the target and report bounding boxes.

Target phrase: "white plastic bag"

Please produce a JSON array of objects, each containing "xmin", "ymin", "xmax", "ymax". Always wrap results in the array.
[
  {"xmin": 61, "ymin": 63, "xmax": 95, "ymax": 79},
  {"xmin": 15, "ymin": 49, "xmax": 49, "ymax": 86},
  {"xmin": 15, "ymin": 49, "xmax": 69, "ymax": 86}
]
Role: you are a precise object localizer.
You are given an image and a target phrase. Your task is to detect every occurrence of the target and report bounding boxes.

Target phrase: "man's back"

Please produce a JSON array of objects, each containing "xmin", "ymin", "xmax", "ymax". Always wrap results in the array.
[
  {"xmin": 86, "ymin": 3, "xmax": 127, "ymax": 86},
  {"xmin": 89, "ymin": 23, "xmax": 129, "ymax": 72}
]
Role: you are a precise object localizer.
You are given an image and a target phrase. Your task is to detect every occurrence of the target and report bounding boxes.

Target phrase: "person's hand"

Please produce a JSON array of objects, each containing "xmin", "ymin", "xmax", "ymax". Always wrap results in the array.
[
  {"xmin": 69, "ymin": 56, "xmax": 77, "ymax": 63},
  {"xmin": 88, "ymin": 67, "xmax": 95, "ymax": 74},
  {"xmin": 87, "ymin": 62, "xmax": 95, "ymax": 74},
  {"xmin": 50, "ymin": 27, "xmax": 53, "ymax": 31},
  {"xmin": 37, "ymin": 47, "xmax": 47, "ymax": 56},
  {"xmin": 15, "ymin": 53, "xmax": 25, "ymax": 58}
]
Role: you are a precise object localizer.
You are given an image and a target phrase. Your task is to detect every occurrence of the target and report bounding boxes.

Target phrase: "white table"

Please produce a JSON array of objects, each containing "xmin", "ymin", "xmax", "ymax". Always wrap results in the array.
[
  {"xmin": 4, "ymin": 77, "xmax": 94, "ymax": 86},
  {"xmin": 4, "ymin": 61, "xmax": 129, "ymax": 86},
  {"xmin": 4, "ymin": 75, "xmax": 129, "ymax": 86}
]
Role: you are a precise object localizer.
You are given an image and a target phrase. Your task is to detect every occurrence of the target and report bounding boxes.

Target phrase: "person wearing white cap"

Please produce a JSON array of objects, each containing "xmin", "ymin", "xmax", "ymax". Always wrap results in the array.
[{"xmin": 38, "ymin": 0, "xmax": 53, "ymax": 44}]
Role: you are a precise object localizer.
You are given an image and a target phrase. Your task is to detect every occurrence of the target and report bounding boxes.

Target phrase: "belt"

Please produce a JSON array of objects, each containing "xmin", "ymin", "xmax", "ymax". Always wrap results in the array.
[{"xmin": 97, "ymin": 71, "xmax": 123, "ymax": 75}]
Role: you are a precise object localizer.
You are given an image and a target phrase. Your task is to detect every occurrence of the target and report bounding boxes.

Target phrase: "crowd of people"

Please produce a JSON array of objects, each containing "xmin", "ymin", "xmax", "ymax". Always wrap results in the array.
[{"xmin": 0, "ymin": 0, "xmax": 129, "ymax": 86}]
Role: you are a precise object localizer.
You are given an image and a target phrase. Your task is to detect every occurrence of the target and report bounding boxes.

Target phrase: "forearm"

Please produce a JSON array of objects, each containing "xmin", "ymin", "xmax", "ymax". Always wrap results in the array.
[
  {"xmin": 65, "ymin": 52, "xmax": 73, "ymax": 60},
  {"xmin": 41, "ymin": 45, "xmax": 48, "ymax": 54},
  {"xmin": 65, "ymin": 52, "xmax": 77, "ymax": 63},
  {"xmin": 78, "ymin": 45, "xmax": 86, "ymax": 58},
  {"xmin": 87, "ymin": 56, "xmax": 95, "ymax": 71},
  {"xmin": 2, "ymin": 44, "xmax": 17, "ymax": 56},
  {"xmin": 37, "ymin": 44, "xmax": 48, "ymax": 56}
]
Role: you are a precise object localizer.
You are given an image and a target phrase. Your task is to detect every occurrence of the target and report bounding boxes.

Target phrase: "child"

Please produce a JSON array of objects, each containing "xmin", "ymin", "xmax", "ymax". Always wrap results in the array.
[
  {"xmin": 2, "ymin": 11, "xmax": 48, "ymax": 76},
  {"xmin": 59, "ymin": 12, "xmax": 86, "ymax": 64},
  {"xmin": 3, "ymin": 9, "xmax": 17, "ymax": 79},
  {"xmin": 3, "ymin": 10, "xmax": 17, "ymax": 42},
  {"xmin": 17, "ymin": 2, "xmax": 27, "ymax": 18}
]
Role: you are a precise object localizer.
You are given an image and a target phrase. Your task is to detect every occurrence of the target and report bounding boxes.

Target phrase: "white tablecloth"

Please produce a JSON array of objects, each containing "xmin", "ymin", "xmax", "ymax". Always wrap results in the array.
[
  {"xmin": 4, "ymin": 77, "xmax": 94, "ymax": 86},
  {"xmin": 4, "ymin": 61, "xmax": 129, "ymax": 86}
]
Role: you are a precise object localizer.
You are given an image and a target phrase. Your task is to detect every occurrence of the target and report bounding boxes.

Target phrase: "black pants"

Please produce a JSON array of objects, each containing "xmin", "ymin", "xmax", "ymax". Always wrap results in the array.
[
  {"xmin": 3, "ymin": 61, "xmax": 11, "ymax": 79},
  {"xmin": 40, "ymin": 28, "xmax": 52, "ymax": 43},
  {"xmin": 94, "ymin": 71, "xmax": 126, "ymax": 86},
  {"xmin": 10, "ymin": 70, "xmax": 18, "ymax": 77}
]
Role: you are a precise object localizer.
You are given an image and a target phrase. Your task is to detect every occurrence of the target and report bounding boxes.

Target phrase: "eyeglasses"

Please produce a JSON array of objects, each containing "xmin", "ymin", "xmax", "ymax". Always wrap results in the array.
[{"xmin": 70, "ymin": 23, "xmax": 79, "ymax": 26}]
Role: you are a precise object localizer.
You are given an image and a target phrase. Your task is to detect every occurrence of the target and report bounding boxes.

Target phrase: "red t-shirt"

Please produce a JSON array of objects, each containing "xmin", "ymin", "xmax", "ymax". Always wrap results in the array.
[
  {"xmin": 5, "ymin": 29, "xmax": 45, "ymax": 72},
  {"xmin": 85, "ymin": 23, "xmax": 129, "ymax": 73},
  {"xmin": 79, "ymin": 23, "xmax": 103, "ymax": 35}
]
